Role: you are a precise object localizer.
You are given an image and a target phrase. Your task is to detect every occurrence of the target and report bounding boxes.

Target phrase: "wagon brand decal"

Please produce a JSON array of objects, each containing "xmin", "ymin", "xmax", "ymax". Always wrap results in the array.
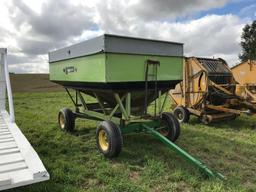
[{"xmin": 63, "ymin": 66, "xmax": 77, "ymax": 74}]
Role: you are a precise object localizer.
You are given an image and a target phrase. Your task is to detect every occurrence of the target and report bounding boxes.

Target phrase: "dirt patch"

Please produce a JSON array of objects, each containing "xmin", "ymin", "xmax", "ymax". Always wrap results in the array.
[{"xmin": 10, "ymin": 73, "xmax": 63, "ymax": 92}]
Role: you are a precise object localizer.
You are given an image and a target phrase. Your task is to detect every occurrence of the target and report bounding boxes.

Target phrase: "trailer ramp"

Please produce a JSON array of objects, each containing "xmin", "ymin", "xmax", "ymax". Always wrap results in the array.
[{"xmin": 0, "ymin": 48, "xmax": 49, "ymax": 191}]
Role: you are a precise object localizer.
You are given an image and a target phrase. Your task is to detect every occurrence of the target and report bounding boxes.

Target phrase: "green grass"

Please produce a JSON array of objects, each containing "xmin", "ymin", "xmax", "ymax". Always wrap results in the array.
[{"xmin": 10, "ymin": 91, "xmax": 256, "ymax": 192}]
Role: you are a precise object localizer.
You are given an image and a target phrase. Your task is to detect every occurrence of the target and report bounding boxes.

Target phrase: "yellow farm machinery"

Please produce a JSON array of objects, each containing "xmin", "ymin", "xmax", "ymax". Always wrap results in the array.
[
  {"xmin": 232, "ymin": 60, "xmax": 256, "ymax": 104},
  {"xmin": 170, "ymin": 57, "xmax": 256, "ymax": 124}
]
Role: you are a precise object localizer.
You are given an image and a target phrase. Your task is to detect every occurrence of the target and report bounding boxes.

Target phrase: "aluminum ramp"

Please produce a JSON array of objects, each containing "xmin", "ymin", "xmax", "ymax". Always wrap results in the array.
[{"xmin": 0, "ymin": 48, "xmax": 49, "ymax": 191}]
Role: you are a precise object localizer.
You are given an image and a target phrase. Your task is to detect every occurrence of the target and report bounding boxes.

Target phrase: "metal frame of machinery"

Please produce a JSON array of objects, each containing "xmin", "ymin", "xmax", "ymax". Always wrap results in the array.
[
  {"xmin": 232, "ymin": 60, "xmax": 256, "ymax": 103},
  {"xmin": 170, "ymin": 57, "xmax": 256, "ymax": 124}
]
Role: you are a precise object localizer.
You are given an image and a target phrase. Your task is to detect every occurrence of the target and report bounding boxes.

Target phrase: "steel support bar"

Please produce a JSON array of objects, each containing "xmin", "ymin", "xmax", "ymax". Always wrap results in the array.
[
  {"xmin": 210, "ymin": 81, "xmax": 233, "ymax": 95},
  {"xmin": 81, "ymin": 110, "xmax": 120, "ymax": 124},
  {"xmin": 0, "ymin": 48, "xmax": 14, "ymax": 122},
  {"xmin": 93, "ymin": 93, "xmax": 106, "ymax": 115},
  {"xmin": 125, "ymin": 93, "xmax": 131, "ymax": 117},
  {"xmin": 77, "ymin": 91, "xmax": 88, "ymax": 110},
  {"xmin": 142, "ymin": 124, "xmax": 225, "ymax": 180},
  {"xmin": 158, "ymin": 90, "xmax": 161, "ymax": 115},
  {"xmin": 65, "ymin": 88, "xmax": 77, "ymax": 107},
  {"xmin": 109, "ymin": 94, "xmax": 126, "ymax": 118},
  {"xmin": 206, "ymin": 104, "xmax": 241, "ymax": 115},
  {"xmin": 160, "ymin": 92, "xmax": 168, "ymax": 114},
  {"xmin": 121, "ymin": 121, "xmax": 160, "ymax": 134},
  {"xmin": 0, "ymin": 50, "xmax": 6, "ymax": 111},
  {"xmin": 241, "ymin": 100, "xmax": 256, "ymax": 113},
  {"xmin": 114, "ymin": 93, "xmax": 129, "ymax": 120},
  {"xmin": 245, "ymin": 87, "xmax": 256, "ymax": 101}
]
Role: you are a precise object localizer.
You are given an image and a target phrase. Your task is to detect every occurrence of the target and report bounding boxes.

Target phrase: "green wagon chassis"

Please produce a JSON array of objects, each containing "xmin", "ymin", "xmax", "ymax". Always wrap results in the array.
[{"xmin": 57, "ymin": 88, "xmax": 224, "ymax": 180}]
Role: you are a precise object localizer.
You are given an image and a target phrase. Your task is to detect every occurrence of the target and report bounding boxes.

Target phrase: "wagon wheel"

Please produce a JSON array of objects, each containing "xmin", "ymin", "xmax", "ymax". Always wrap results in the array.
[
  {"xmin": 58, "ymin": 108, "xmax": 75, "ymax": 132},
  {"xmin": 173, "ymin": 106, "xmax": 190, "ymax": 123},
  {"xmin": 159, "ymin": 112, "xmax": 180, "ymax": 142},
  {"xmin": 96, "ymin": 121, "xmax": 123, "ymax": 158}
]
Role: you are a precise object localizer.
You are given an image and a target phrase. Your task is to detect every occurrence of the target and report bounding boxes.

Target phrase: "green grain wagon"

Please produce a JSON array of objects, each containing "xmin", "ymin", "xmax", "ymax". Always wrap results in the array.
[{"xmin": 49, "ymin": 34, "xmax": 223, "ymax": 179}]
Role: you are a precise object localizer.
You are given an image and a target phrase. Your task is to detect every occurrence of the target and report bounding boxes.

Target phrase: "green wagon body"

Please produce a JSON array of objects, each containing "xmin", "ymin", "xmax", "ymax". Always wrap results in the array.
[
  {"xmin": 50, "ymin": 53, "xmax": 182, "ymax": 83},
  {"xmin": 49, "ymin": 34, "xmax": 183, "ymax": 89}
]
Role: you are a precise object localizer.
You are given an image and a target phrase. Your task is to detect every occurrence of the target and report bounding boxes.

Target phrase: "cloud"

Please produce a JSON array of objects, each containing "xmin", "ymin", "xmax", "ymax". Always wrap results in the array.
[
  {"xmin": 2, "ymin": 0, "xmax": 99, "ymax": 73},
  {"xmin": 131, "ymin": 0, "xmax": 228, "ymax": 21},
  {"xmin": 0, "ymin": 0, "xmax": 252, "ymax": 73},
  {"xmin": 94, "ymin": 3, "xmax": 245, "ymax": 66},
  {"xmin": 95, "ymin": 0, "xmax": 229, "ymax": 31},
  {"xmin": 12, "ymin": 0, "xmax": 96, "ymax": 42}
]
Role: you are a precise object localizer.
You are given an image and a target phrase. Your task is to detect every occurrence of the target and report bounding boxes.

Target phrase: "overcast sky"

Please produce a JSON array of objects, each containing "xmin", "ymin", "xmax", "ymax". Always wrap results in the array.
[{"xmin": 0, "ymin": 0, "xmax": 255, "ymax": 73}]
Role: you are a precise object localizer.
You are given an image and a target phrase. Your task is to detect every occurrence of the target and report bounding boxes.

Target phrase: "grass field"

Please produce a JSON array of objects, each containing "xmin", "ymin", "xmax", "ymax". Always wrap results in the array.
[{"xmin": 9, "ymin": 91, "xmax": 256, "ymax": 192}]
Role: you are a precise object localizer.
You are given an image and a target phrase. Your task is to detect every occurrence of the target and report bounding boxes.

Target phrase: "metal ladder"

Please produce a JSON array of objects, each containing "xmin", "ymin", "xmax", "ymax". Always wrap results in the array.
[{"xmin": 144, "ymin": 59, "xmax": 160, "ymax": 116}]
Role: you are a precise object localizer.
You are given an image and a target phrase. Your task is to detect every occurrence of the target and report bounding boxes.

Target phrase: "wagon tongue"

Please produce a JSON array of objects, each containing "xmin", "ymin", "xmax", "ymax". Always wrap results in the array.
[{"xmin": 142, "ymin": 124, "xmax": 225, "ymax": 180}]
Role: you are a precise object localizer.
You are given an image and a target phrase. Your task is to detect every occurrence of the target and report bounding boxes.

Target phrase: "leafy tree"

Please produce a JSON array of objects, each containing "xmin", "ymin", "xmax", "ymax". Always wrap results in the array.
[{"xmin": 239, "ymin": 20, "xmax": 256, "ymax": 62}]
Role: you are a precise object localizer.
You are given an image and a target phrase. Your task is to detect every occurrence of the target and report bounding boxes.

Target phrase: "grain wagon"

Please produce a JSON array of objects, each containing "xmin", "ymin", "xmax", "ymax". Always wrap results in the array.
[{"xmin": 49, "ymin": 35, "xmax": 224, "ymax": 179}]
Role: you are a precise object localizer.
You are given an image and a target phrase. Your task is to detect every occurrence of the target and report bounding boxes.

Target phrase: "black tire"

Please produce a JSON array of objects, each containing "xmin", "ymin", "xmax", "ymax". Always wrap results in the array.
[
  {"xmin": 173, "ymin": 106, "xmax": 190, "ymax": 123},
  {"xmin": 96, "ymin": 121, "xmax": 123, "ymax": 158},
  {"xmin": 58, "ymin": 108, "xmax": 75, "ymax": 132},
  {"xmin": 159, "ymin": 112, "xmax": 180, "ymax": 142}
]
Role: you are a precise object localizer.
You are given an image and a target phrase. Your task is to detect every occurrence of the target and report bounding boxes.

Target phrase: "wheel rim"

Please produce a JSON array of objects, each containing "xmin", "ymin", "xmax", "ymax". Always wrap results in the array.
[
  {"xmin": 98, "ymin": 129, "xmax": 109, "ymax": 151},
  {"xmin": 159, "ymin": 119, "xmax": 169, "ymax": 136},
  {"xmin": 176, "ymin": 110, "xmax": 183, "ymax": 121},
  {"xmin": 59, "ymin": 113, "xmax": 65, "ymax": 129}
]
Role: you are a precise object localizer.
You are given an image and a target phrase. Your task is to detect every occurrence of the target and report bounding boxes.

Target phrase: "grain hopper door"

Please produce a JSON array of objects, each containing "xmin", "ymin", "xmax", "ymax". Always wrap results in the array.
[{"xmin": 0, "ymin": 48, "xmax": 49, "ymax": 191}]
